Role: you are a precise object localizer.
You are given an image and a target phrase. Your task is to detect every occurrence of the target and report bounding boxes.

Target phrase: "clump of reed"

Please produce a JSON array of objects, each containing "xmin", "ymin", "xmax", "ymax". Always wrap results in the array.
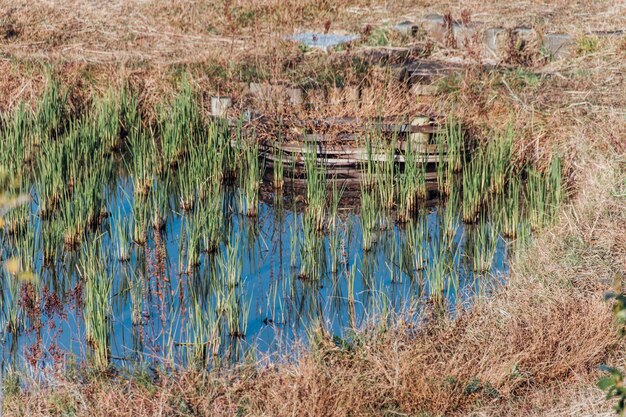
[
  {"xmin": 360, "ymin": 183, "xmax": 379, "ymax": 252},
  {"xmin": 328, "ymin": 181, "xmax": 344, "ymax": 273},
  {"xmin": 486, "ymin": 125, "xmax": 514, "ymax": 195},
  {"xmin": 435, "ymin": 116, "xmax": 464, "ymax": 197},
  {"xmin": 157, "ymin": 78, "xmax": 202, "ymax": 170},
  {"xmin": 462, "ymin": 147, "xmax": 489, "ymax": 223},
  {"xmin": 33, "ymin": 76, "xmax": 68, "ymax": 143},
  {"xmin": 299, "ymin": 209, "xmax": 326, "ymax": 279},
  {"xmin": 186, "ymin": 285, "xmax": 221, "ymax": 367},
  {"xmin": 424, "ymin": 240, "xmax": 456, "ymax": 308},
  {"xmin": 216, "ymin": 239, "xmax": 250, "ymax": 339},
  {"xmin": 94, "ymin": 88, "xmax": 123, "ymax": 152},
  {"xmin": 375, "ymin": 138, "xmax": 396, "ymax": 211},
  {"xmin": 79, "ymin": 239, "xmax": 113, "ymax": 371},
  {"xmin": 405, "ymin": 214, "xmax": 428, "ymax": 272},
  {"xmin": 469, "ymin": 216, "xmax": 500, "ymax": 273},
  {"xmin": 526, "ymin": 154, "xmax": 564, "ymax": 230},
  {"xmin": 240, "ymin": 140, "xmax": 263, "ymax": 217},
  {"xmin": 272, "ymin": 134, "xmax": 285, "ymax": 190},
  {"xmin": 304, "ymin": 144, "xmax": 327, "ymax": 232},
  {"xmin": 500, "ymin": 174, "xmax": 522, "ymax": 238},
  {"xmin": 397, "ymin": 140, "xmax": 427, "ymax": 222},
  {"xmin": 113, "ymin": 208, "xmax": 132, "ymax": 262}
]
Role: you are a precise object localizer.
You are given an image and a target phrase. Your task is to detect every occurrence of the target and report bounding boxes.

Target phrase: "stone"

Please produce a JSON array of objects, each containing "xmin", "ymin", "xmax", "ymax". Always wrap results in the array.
[
  {"xmin": 210, "ymin": 96, "xmax": 232, "ymax": 117},
  {"xmin": 418, "ymin": 14, "xmax": 448, "ymax": 44},
  {"xmin": 328, "ymin": 87, "xmax": 343, "ymax": 105},
  {"xmin": 485, "ymin": 27, "xmax": 506, "ymax": 58},
  {"xmin": 286, "ymin": 87, "xmax": 304, "ymax": 106},
  {"xmin": 343, "ymin": 86, "xmax": 360, "ymax": 104},
  {"xmin": 543, "ymin": 33, "xmax": 574, "ymax": 59},
  {"xmin": 305, "ymin": 88, "xmax": 326, "ymax": 109},
  {"xmin": 249, "ymin": 82, "xmax": 272, "ymax": 100},
  {"xmin": 359, "ymin": 87, "xmax": 377, "ymax": 106},
  {"xmin": 394, "ymin": 20, "xmax": 418, "ymax": 36},
  {"xmin": 409, "ymin": 116, "xmax": 432, "ymax": 148},
  {"xmin": 453, "ymin": 22, "xmax": 483, "ymax": 48}
]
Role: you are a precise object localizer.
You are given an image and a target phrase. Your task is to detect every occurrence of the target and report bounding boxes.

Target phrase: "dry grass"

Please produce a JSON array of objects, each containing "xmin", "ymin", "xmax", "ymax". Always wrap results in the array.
[
  {"xmin": 1, "ymin": 1, "xmax": 626, "ymax": 416},
  {"xmin": 0, "ymin": 0, "xmax": 623, "ymax": 67},
  {"xmin": 4, "ymin": 160, "xmax": 623, "ymax": 416}
]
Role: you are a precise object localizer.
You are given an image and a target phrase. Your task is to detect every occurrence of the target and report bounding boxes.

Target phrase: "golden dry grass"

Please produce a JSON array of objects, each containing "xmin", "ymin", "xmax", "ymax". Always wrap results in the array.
[{"xmin": 1, "ymin": 1, "xmax": 625, "ymax": 416}]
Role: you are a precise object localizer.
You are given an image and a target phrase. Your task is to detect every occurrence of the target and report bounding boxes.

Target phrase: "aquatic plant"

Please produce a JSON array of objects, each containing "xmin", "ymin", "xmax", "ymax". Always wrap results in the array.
[
  {"xmin": 272, "ymin": 134, "xmax": 285, "ymax": 190},
  {"xmin": 375, "ymin": 138, "xmax": 396, "ymax": 210},
  {"xmin": 328, "ymin": 180, "xmax": 345, "ymax": 273},
  {"xmin": 462, "ymin": 148, "xmax": 489, "ymax": 223},
  {"xmin": 470, "ymin": 217, "xmax": 500, "ymax": 273},
  {"xmin": 486, "ymin": 126, "xmax": 514, "ymax": 195},
  {"xmin": 113, "ymin": 208, "xmax": 132, "ymax": 262},
  {"xmin": 158, "ymin": 79, "xmax": 202, "ymax": 169},
  {"xmin": 501, "ymin": 174, "xmax": 522, "ymax": 238},
  {"xmin": 360, "ymin": 184, "xmax": 378, "ymax": 252},
  {"xmin": 304, "ymin": 143, "xmax": 327, "ymax": 231},
  {"xmin": 241, "ymin": 140, "xmax": 263, "ymax": 217},
  {"xmin": 80, "ymin": 239, "xmax": 113, "ymax": 371},
  {"xmin": 94, "ymin": 88, "xmax": 122, "ymax": 152}
]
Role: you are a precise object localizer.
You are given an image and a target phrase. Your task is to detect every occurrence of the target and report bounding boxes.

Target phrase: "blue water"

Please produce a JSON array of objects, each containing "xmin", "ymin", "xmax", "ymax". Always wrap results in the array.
[{"xmin": 0, "ymin": 175, "xmax": 510, "ymax": 370}]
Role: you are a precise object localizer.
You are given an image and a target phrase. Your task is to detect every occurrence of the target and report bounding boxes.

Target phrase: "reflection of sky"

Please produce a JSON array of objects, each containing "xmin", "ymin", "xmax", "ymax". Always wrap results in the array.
[
  {"xmin": 289, "ymin": 33, "xmax": 359, "ymax": 51},
  {"xmin": 1, "ymin": 178, "xmax": 513, "ymax": 371}
]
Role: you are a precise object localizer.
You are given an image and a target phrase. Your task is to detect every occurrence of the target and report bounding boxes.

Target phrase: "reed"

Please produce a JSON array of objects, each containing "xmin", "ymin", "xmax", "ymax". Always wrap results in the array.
[
  {"xmin": 216, "ymin": 276, "xmax": 250, "ymax": 339},
  {"xmin": 128, "ymin": 129, "xmax": 156, "ymax": 197},
  {"xmin": 290, "ymin": 215, "xmax": 298, "ymax": 269},
  {"xmin": 218, "ymin": 238, "xmax": 242, "ymax": 290},
  {"xmin": 443, "ymin": 115, "xmax": 465, "ymax": 173},
  {"xmin": 441, "ymin": 187, "xmax": 460, "ymax": 244},
  {"xmin": 186, "ymin": 285, "xmax": 221, "ymax": 367},
  {"xmin": 272, "ymin": 133, "xmax": 285, "ymax": 189},
  {"xmin": 486, "ymin": 125, "xmax": 514, "ymax": 195},
  {"xmin": 501, "ymin": 174, "xmax": 522, "ymax": 238},
  {"xmin": 424, "ymin": 241, "xmax": 450, "ymax": 307},
  {"xmin": 470, "ymin": 217, "xmax": 499, "ymax": 273},
  {"xmin": 526, "ymin": 166, "xmax": 550, "ymax": 230},
  {"xmin": 328, "ymin": 180, "xmax": 345, "ymax": 273},
  {"xmin": 0, "ymin": 103, "xmax": 32, "ymax": 177},
  {"xmin": 94, "ymin": 88, "xmax": 122, "ymax": 152},
  {"xmin": 241, "ymin": 140, "xmax": 263, "ymax": 217},
  {"xmin": 125, "ymin": 267, "xmax": 144, "ymax": 326},
  {"xmin": 201, "ymin": 183, "xmax": 224, "ymax": 254},
  {"xmin": 299, "ymin": 210, "xmax": 325, "ymax": 279},
  {"xmin": 119, "ymin": 85, "xmax": 141, "ymax": 142},
  {"xmin": 80, "ymin": 238, "xmax": 112, "ymax": 371},
  {"xmin": 158, "ymin": 79, "xmax": 202, "ymax": 169},
  {"xmin": 304, "ymin": 143, "xmax": 327, "ymax": 231},
  {"xmin": 375, "ymin": 138, "xmax": 396, "ymax": 210},
  {"xmin": 360, "ymin": 133, "xmax": 376, "ymax": 190},
  {"xmin": 34, "ymin": 75, "xmax": 68, "ymax": 143},
  {"xmin": 183, "ymin": 209, "xmax": 203, "ymax": 272},
  {"xmin": 41, "ymin": 218, "xmax": 63, "ymax": 264},
  {"xmin": 1, "ymin": 270, "xmax": 22, "ymax": 335},
  {"xmin": 360, "ymin": 184, "xmax": 378, "ymax": 252},
  {"xmin": 113, "ymin": 208, "xmax": 132, "ymax": 262},
  {"xmin": 132, "ymin": 195, "xmax": 149, "ymax": 246},
  {"xmin": 462, "ymin": 148, "xmax": 489, "ymax": 223}
]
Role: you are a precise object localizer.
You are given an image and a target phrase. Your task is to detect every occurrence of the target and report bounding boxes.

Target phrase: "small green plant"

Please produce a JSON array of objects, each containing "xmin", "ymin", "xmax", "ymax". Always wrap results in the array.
[
  {"xmin": 599, "ymin": 289, "xmax": 626, "ymax": 415},
  {"xmin": 577, "ymin": 35, "xmax": 600, "ymax": 55}
]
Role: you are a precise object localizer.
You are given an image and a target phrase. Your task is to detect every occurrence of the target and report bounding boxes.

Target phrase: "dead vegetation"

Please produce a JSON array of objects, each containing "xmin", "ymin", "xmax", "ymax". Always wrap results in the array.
[{"xmin": 1, "ymin": 1, "xmax": 625, "ymax": 416}]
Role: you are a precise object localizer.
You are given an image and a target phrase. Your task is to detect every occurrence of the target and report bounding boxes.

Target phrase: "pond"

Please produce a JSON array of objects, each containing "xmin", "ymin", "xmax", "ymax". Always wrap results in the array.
[{"xmin": 0, "ymin": 84, "xmax": 562, "ymax": 372}]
